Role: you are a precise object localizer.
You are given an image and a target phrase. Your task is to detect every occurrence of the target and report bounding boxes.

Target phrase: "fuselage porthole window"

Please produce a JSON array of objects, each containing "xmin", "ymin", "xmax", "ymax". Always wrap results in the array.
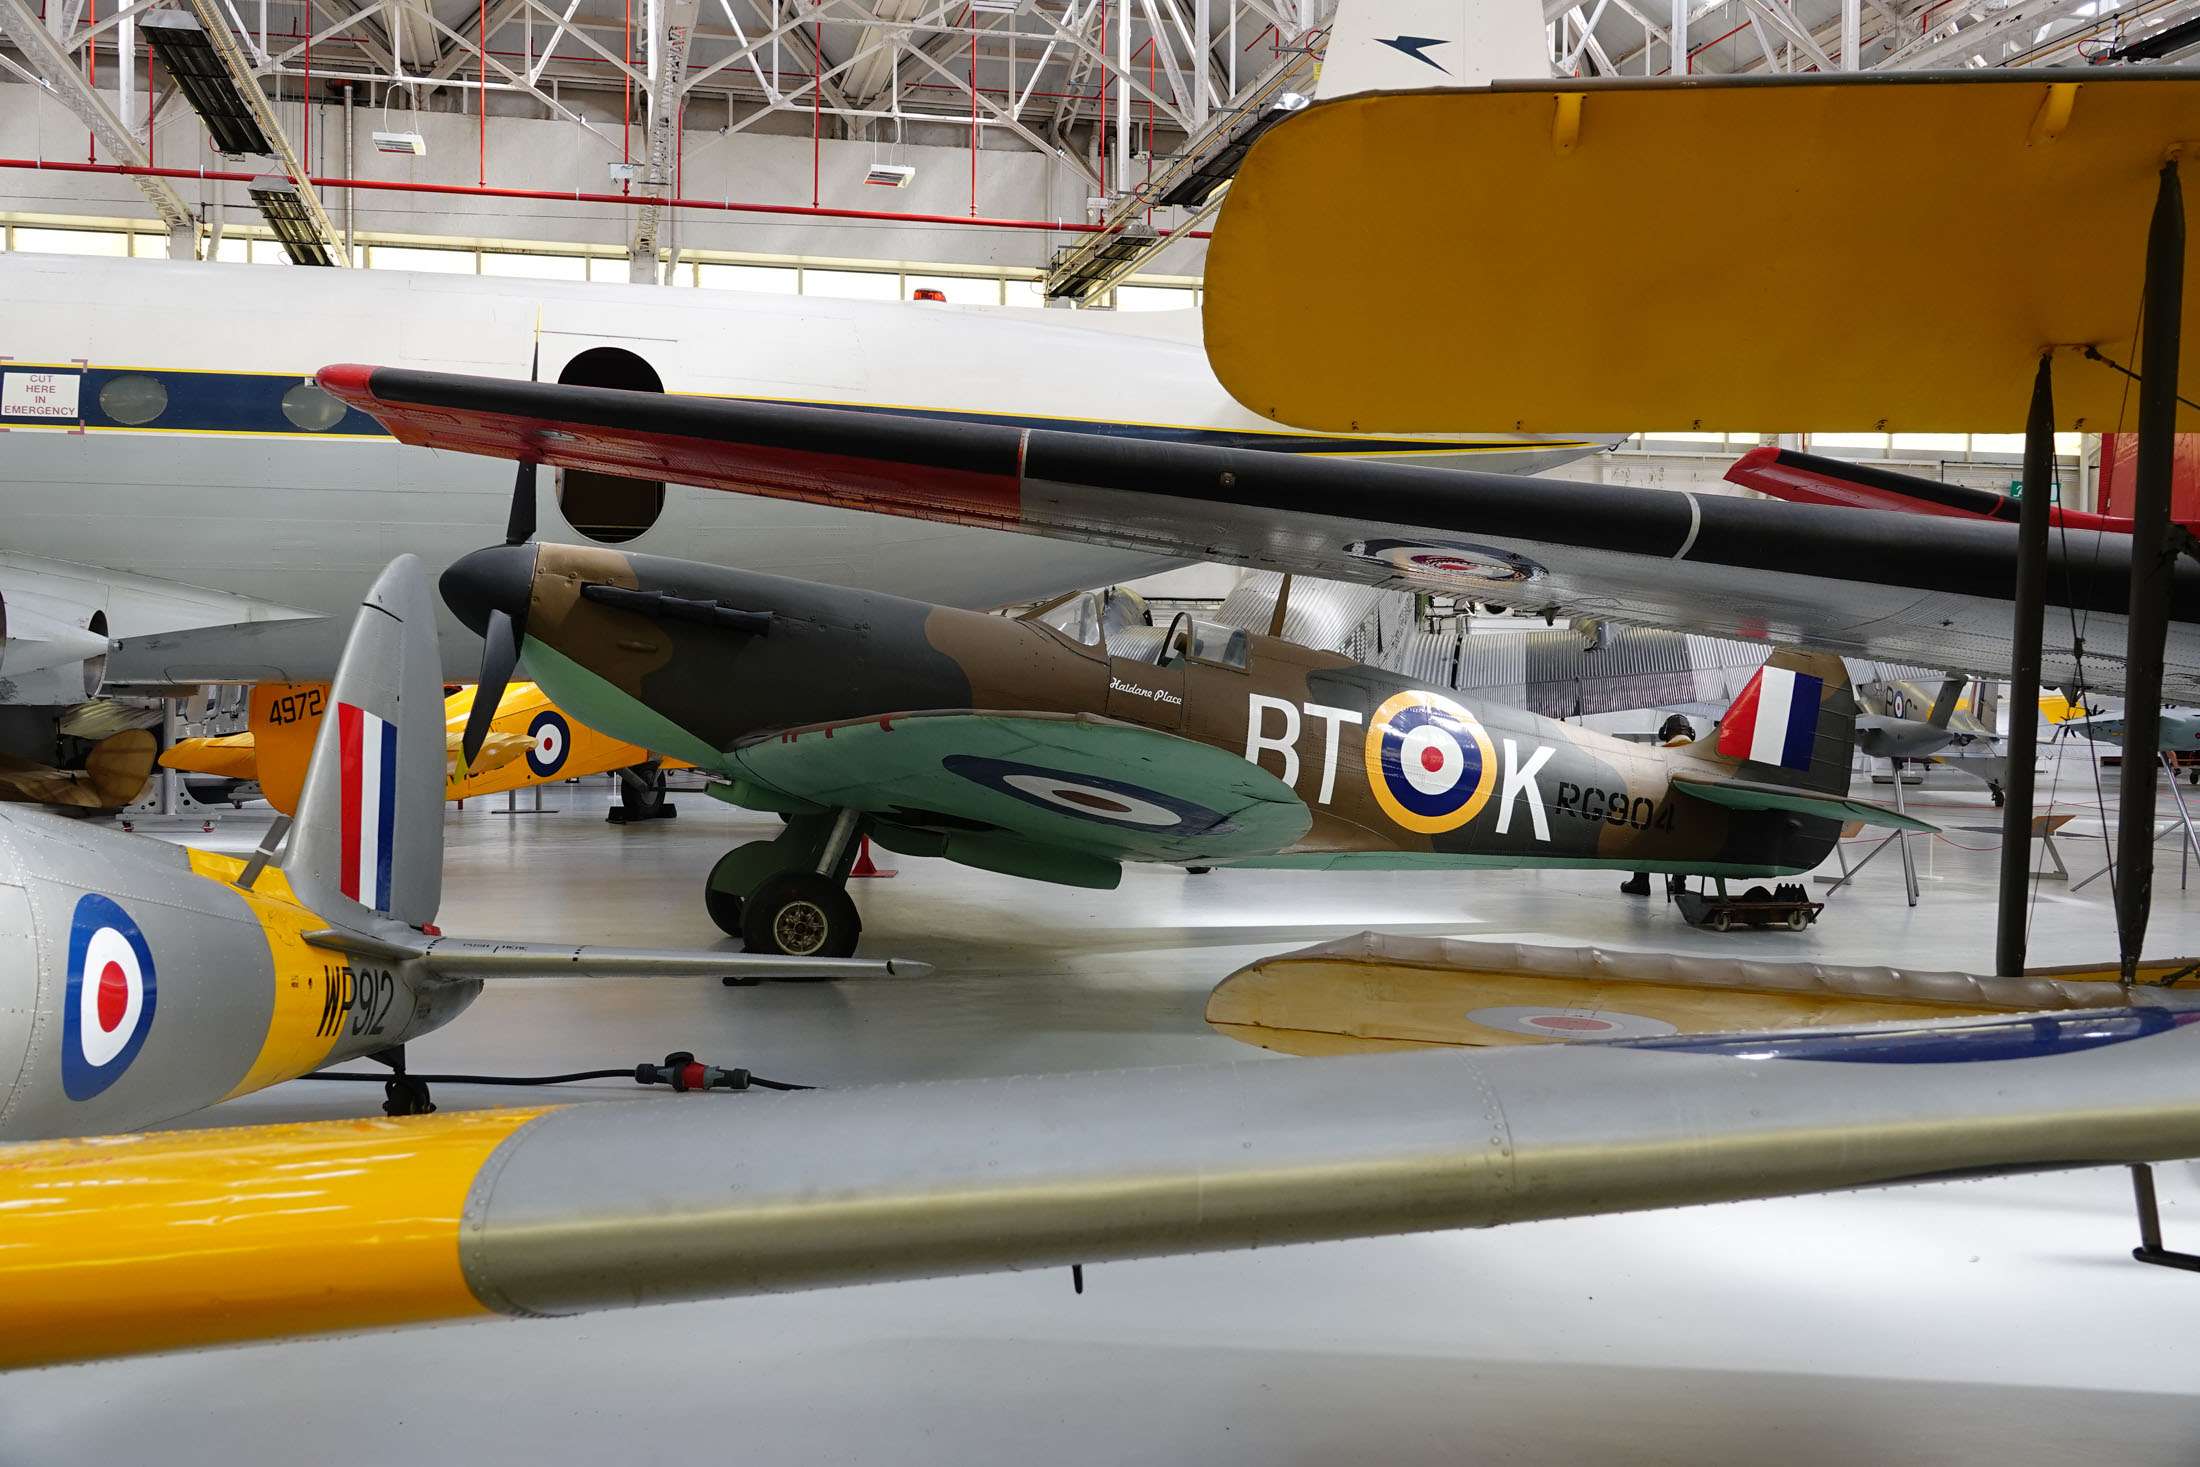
[
  {"xmin": 554, "ymin": 346, "xmax": 667, "ymax": 544},
  {"xmin": 281, "ymin": 382, "xmax": 349, "ymax": 432},
  {"xmin": 97, "ymin": 374, "xmax": 168, "ymax": 426}
]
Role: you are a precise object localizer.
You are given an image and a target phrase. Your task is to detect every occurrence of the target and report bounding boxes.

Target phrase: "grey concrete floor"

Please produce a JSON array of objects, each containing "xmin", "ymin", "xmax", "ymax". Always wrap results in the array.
[{"xmin": 6, "ymin": 751, "xmax": 2200, "ymax": 1465}]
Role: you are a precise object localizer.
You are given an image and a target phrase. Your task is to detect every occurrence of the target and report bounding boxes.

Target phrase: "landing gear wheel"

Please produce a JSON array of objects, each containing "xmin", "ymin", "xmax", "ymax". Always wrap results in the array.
[
  {"xmin": 704, "ymin": 884, "xmax": 745, "ymax": 938},
  {"xmin": 1989, "ymin": 779, "xmax": 2007, "ymax": 808},
  {"xmin": 742, "ymin": 872, "xmax": 861, "ymax": 960},
  {"xmin": 382, "ymin": 1076, "xmax": 435, "ymax": 1116}
]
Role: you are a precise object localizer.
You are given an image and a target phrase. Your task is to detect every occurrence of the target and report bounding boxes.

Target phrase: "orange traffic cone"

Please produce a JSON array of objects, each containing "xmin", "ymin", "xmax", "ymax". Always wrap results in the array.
[{"xmin": 848, "ymin": 835, "xmax": 897, "ymax": 878}]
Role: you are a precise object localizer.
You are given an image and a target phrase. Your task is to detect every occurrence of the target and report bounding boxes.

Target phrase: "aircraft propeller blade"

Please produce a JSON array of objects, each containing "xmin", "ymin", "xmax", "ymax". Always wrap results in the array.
[
  {"xmin": 462, "ymin": 608, "xmax": 519, "ymax": 768},
  {"xmin": 504, "ymin": 458, "xmax": 536, "ymax": 547},
  {"xmin": 504, "ymin": 341, "xmax": 541, "ymax": 547}
]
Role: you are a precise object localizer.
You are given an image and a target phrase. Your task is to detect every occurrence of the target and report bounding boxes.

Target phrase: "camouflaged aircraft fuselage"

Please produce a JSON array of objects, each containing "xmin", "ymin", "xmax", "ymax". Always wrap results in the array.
[{"xmin": 471, "ymin": 543, "xmax": 1849, "ymax": 877}]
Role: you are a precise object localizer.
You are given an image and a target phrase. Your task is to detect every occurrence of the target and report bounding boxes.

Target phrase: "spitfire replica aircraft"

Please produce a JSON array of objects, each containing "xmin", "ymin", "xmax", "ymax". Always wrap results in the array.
[
  {"xmin": 162, "ymin": 677, "xmax": 688, "ymax": 817},
  {"xmin": 0, "ymin": 556, "xmax": 910, "ymax": 1142},
  {"xmin": 433, "ymin": 520, "xmax": 1925, "ymax": 955}
]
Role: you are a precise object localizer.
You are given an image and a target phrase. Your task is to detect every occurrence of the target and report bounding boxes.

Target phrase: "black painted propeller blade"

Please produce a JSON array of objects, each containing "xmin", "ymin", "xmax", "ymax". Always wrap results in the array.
[
  {"xmin": 504, "ymin": 341, "xmax": 542, "ymax": 547},
  {"xmin": 505, "ymin": 459, "xmax": 536, "ymax": 547},
  {"xmin": 463, "ymin": 607, "xmax": 519, "ymax": 767}
]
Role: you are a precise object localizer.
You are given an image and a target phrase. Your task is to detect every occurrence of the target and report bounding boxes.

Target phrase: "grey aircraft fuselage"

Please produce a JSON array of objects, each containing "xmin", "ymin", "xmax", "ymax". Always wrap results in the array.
[{"xmin": 0, "ymin": 254, "xmax": 1606, "ymax": 690}]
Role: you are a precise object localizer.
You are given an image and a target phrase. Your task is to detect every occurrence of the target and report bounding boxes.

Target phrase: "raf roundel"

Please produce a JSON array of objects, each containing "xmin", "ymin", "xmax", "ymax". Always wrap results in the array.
[
  {"xmin": 61, "ymin": 892, "xmax": 158, "ymax": 1100},
  {"xmin": 1466, "ymin": 1006, "xmax": 1679, "ymax": 1041},
  {"xmin": 1343, "ymin": 538, "xmax": 1545, "ymax": 587},
  {"xmin": 1363, "ymin": 691, "xmax": 1497, "ymax": 834},
  {"xmin": 943, "ymin": 754, "xmax": 1240, "ymax": 838},
  {"xmin": 526, "ymin": 709, "xmax": 572, "ymax": 779}
]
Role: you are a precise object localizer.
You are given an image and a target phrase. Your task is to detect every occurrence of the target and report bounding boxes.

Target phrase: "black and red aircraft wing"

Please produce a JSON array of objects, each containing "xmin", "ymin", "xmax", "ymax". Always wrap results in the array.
[
  {"xmin": 1725, "ymin": 444, "xmax": 2135, "ymax": 535},
  {"xmin": 317, "ymin": 364, "xmax": 2200, "ymax": 700}
]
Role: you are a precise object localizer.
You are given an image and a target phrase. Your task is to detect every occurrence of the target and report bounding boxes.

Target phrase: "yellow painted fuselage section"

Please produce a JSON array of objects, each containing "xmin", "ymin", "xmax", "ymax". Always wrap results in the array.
[
  {"xmin": 182, "ymin": 850, "xmax": 360, "ymax": 1097},
  {"xmin": 163, "ymin": 681, "xmax": 682, "ymax": 812}
]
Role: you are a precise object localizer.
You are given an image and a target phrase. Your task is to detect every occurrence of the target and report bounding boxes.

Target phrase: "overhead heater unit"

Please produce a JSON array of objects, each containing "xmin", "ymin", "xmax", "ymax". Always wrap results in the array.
[
  {"xmin": 139, "ymin": 11, "xmax": 273, "ymax": 157},
  {"xmin": 865, "ymin": 163, "xmax": 916, "ymax": 188},
  {"xmin": 247, "ymin": 178, "xmax": 340, "ymax": 267},
  {"xmin": 371, "ymin": 131, "xmax": 428, "ymax": 155}
]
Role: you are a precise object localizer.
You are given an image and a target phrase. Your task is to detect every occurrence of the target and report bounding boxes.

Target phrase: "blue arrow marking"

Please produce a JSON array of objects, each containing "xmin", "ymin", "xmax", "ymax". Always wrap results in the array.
[{"xmin": 1375, "ymin": 34, "xmax": 1451, "ymax": 71}]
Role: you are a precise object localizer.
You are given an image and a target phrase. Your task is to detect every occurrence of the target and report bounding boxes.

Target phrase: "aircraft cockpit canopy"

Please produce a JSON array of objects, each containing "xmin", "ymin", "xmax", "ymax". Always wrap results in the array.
[
  {"xmin": 1176, "ymin": 618, "xmax": 1251, "ymax": 671},
  {"xmin": 1028, "ymin": 591, "xmax": 1103, "ymax": 647},
  {"xmin": 1025, "ymin": 594, "xmax": 1250, "ymax": 670}
]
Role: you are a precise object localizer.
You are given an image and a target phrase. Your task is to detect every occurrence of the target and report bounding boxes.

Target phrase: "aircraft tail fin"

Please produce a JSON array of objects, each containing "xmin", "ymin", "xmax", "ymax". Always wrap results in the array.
[
  {"xmin": 1927, "ymin": 676, "xmax": 1965, "ymax": 730},
  {"xmin": 281, "ymin": 557, "xmax": 446, "ymax": 930},
  {"xmin": 1714, "ymin": 650, "xmax": 1858, "ymax": 795},
  {"xmin": 1313, "ymin": 0, "xmax": 1549, "ymax": 101}
]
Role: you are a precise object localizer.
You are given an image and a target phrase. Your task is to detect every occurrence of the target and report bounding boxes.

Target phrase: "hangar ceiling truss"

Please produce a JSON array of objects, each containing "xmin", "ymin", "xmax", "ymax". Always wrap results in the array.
[{"xmin": 4, "ymin": 0, "xmax": 2197, "ymax": 273}]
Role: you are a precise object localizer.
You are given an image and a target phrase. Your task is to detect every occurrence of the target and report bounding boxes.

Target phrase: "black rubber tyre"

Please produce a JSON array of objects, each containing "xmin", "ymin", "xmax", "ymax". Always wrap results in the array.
[
  {"xmin": 703, "ymin": 884, "xmax": 745, "ymax": 938},
  {"xmin": 742, "ymin": 871, "xmax": 862, "ymax": 960}
]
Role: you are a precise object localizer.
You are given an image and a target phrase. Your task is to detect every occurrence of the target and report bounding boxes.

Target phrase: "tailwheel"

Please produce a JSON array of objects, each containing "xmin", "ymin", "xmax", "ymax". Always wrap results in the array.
[{"xmin": 742, "ymin": 871, "xmax": 862, "ymax": 961}]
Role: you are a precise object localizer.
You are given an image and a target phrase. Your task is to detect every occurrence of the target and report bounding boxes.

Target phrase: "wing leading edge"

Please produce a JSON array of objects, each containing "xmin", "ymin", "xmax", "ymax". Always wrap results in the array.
[{"xmin": 316, "ymin": 365, "xmax": 2200, "ymax": 700}]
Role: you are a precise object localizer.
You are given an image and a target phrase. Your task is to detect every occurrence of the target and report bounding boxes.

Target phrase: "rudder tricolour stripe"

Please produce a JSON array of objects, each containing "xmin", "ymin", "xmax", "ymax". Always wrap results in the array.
[{"xmin": 336, "ymin": 701, "xmax": 399, "ymax": 912}]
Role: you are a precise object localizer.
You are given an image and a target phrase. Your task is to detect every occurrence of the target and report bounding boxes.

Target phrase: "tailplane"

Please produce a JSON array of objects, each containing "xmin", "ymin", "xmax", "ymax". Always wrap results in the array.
[
  {"xmin": 1714, "ymin": 650, "xmax": 1858, "ymax": 795},
  {"xmin": 281, "ymin": 556, "xmax": 446, "ymax": 930}
]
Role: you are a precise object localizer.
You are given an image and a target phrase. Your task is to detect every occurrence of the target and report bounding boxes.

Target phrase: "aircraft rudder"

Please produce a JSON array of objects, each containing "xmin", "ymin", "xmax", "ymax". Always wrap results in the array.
[
  {"xmin": 1714, "ymin": 650, "xmax": 1856, "ymax": 794},
  {"xmin": 281, "ymin": 556, "xmax": 446, "ymax": 929}
]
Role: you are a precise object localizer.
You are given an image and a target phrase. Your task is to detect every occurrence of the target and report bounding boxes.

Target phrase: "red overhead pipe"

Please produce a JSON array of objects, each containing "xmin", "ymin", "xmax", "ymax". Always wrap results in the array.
[
  {"xmin": 810, "ymin": 16, "xmax": 820, "ymax": 207},
  {"xmin": 968, "ymin": 10, "xmax": 977, "ymax": 217},
  {"xmin": 0, "ymin": 156, "xmax": 1216, "ymax": 238},
  {"xmin": 478, "ymin": 0, "xmax": 487, "ymax": 185}
]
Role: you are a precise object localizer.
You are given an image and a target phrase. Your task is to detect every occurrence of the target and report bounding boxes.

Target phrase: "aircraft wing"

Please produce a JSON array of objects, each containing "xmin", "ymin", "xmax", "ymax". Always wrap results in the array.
[
  {"xmin": 11, "ymin": 1003, "xmax": 2200, "ymax": 1367},
  {"xmin": 317, "ymin": 366, "xmax": 2200, "ymax": 701},
  {"xmin": 1725, "ymin": 445, "xmax": 2136, "ymax": 534},
  {"xmin": 726, "ymin": 709, "xmax": 1312, "ymax": 875},
  {"xmin": 301, "ymin": 927, "xmax": 928, "ymax": 982}
]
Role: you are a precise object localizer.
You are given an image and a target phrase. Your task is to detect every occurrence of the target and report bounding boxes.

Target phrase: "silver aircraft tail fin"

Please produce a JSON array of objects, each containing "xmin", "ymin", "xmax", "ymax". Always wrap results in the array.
[
  {"xmin": 1713, "ymin": 649, "xmax": 1859, "ymax": 795},
  {"xmin": 1927, "ymin": 676, "xmax": 1966, "ymax": 730},
  {"xmin": 282, "ymin": 555, "xmax": 446, "ymax": 929}
]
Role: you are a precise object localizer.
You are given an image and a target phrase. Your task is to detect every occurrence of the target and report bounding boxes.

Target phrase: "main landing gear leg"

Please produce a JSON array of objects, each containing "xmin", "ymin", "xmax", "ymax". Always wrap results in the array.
[{"xmin": 705, "ymin": 808, "xmax": 868, "ymax": 961}]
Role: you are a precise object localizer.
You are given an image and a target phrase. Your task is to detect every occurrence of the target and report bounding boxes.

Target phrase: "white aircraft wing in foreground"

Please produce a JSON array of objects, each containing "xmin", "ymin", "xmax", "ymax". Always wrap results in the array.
[{"xmin": 317, "ymin": 367, "xmax": 2200, "ymax": 701}]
